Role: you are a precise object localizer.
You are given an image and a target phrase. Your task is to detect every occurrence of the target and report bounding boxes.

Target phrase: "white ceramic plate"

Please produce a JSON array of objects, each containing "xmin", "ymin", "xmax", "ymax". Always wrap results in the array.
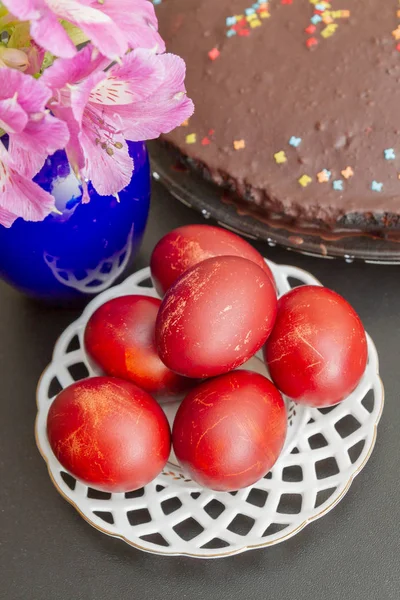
[{"xmin": 36, "ymin": 261, "xmax": 384, "ymax": 558}]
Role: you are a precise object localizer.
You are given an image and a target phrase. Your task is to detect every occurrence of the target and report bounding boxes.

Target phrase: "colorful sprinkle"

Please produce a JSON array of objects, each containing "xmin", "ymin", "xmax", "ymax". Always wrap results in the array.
[
  {"xmin": 289, "ymin": 136, "xmax": 302, "ymax": 148},
  {"xmin": 181, "ymin": 119, "xmax": 189, "ymax": 127},
  {"xmin": 341, "ymin": 166, "xmax": 354, "ymax": 179},
  {"xmin": 305, "ymin": 0, "xmax": 350, "ymax": 49},
  {"xmin": 322, "ymin": 14, "xmax": 334, "ymax": 24},
  {"xmin": 274, "ymin": 150, "xmax": 287, "ymax": 164},
  {"xmin": 393, "ymin": 26, "xmax": 400, "ymax": 40},
  {"xmin": 200, "ymin": 129, "xmax": 215, "ymax": 146},
  {"xmin": 298, "ymin": 174, "xmax": 312, "ymax": 187},
  {"xmin": 333, "ymin": 179, "xmax": 344, "ymax": 191},
  {"xmin": 371, "ymin": 181, "xmax": 383, "ymax": 192},
  {"xmin": 208, "ymin": 48, "xmax": 220, "ymax": 60},
  {"xmin": 186, "ymin": 133, "xmax": 197, "ymax": 144},
  {"xmin": 233, "ymin": 139, "xmax": 246, "ymax": 150},
  {"xmin": 395, "ymin": 4, "xmax": 400, "ymax": 51},
  {"xmin": 384, "ymin": 148, "xmax": 396, "ymax": 160},
  {"xmin": 223, "ymin": 1, "xmax": 348, "ymax": 50},
  {"xmin": 317, "ymin": 169, "xmax": 331, "ymax": 183},
  {"xmin": 306, "ymin": 37, "xmax": 318, "ymax": 48},
  {"xmin": 311, "ymin": 14, "xmax": 322, "ymax": 24},
  {"xmin": 321, "ymin": 23, "xmax": 338, "ymax": 38},
  {"xmin": 225, "ymin": 1, "xmax": 270, "ymax": 39}
]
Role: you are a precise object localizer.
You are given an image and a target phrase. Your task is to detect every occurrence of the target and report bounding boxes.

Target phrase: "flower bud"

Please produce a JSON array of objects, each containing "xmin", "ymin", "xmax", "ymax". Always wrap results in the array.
[{"xmin": 0, "ymin": 48, "xmax": 29, "ymax": 72}]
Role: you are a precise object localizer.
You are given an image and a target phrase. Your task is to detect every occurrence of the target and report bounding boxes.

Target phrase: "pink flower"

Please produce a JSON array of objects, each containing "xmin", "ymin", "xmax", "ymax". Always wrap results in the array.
[
  {"xmin": 2, "ymin": 0, "xmax": 165, "ymax": 60},
  {"xmin": 42, "ymin": 45, "xmax": 194, "ymax": 198},
  {"xmin": 0, "ymin": 68, "xmax": 70, "ymax": 227},
  {"xmin": 0, "ymin": 143, "xmax": 56, "ymax": 227}
]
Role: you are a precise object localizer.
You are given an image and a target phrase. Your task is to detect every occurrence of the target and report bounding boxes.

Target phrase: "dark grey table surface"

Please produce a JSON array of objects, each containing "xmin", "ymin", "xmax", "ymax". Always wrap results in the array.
[{"xmin": 1, "ymin": 182, "xmax": 399, "ymax": 600}]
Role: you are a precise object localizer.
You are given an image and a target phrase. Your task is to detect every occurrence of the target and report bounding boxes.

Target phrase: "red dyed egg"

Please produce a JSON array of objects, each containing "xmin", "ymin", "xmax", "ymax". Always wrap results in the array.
[
  {"xmin": 84, "ymin": 295, "xmax": 190, "ymax": 396},
  {"xmin": 155, "ymin": 256, "xmax": 278, "ymax": 378},
  {"xmin": 172, "ymin": 371, "xmax": 287, "ymax": 491},
  {"xmin": 47, "ymin": 377, "xmax": 171, "ymax": 492},
  {"xmin": 264, "ymin": 286, "xmax": 368, "ymax": 407},
  {"xmin": 150, "ymin": 224, "xmax": 275, "ymax": 296}
]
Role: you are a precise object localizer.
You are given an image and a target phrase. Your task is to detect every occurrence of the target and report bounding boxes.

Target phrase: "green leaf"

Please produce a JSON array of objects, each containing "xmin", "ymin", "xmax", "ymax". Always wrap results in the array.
[
  {"xmin": 8, "ymin": 22, "xmax": 30, "ymax": 49},
  {"xmin": 61, "ymin": 20, "xmax": 89, "ymax": 47},
  {"xmin": 0, "ymin": 5, "xmax": 9, "ymax": 19},
  {"xmin": 42, "ymin": 51, "xmax": 56, "ymax": 71}
]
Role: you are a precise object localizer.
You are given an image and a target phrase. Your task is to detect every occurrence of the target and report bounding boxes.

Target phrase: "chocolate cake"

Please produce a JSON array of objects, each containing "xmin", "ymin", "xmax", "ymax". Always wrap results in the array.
[{"xmin": 155, "ymin": 0, "xmax": 400, "ymax": 236}]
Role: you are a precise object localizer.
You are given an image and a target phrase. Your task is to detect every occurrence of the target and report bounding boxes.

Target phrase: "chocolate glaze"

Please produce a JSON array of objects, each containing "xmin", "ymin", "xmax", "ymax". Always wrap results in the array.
[{"xmin": 157, "ymin": 1, "xmax": 400, "ymax": 229}]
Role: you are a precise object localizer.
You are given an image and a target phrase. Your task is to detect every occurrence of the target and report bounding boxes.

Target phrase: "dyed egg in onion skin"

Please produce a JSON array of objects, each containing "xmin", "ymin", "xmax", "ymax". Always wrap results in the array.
[
  {"xmin": 150, "ymin": 224, "xmax": 275, "ymax": 297},
  {"xmin": 47, "ymin": 377, "xmax": 171, "ymax": 492},
  {"xmin": 155, "ymin": 256, "xmax": 278, "ymax": 379},
  {"xmin": 84, "ymin": 295, "xmax": 191, "ymax": 397},
  {"xmin": 264, "ymin": 286, "xmax": 368, "ymax": 407},
  {"xmin": 172, "ymin": 371, "xmax": 287, "ymax": 491}
]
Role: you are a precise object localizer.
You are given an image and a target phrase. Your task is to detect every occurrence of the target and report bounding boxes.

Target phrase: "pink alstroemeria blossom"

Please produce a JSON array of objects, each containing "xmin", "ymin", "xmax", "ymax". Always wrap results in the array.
[
  {"xmin": 0, "ymin": 68, "xmax": 70, "ymax": 227},
  {"xmin": 0, "ymin": 142, "xmax": 56, "ymax": 228},
  {"xmin": 2, "ymin": 0, "xmax": 165, "ymax": 60},
  {"xmin": 42, "ymin": 45, "xmax": 194, "ymax": 198}
]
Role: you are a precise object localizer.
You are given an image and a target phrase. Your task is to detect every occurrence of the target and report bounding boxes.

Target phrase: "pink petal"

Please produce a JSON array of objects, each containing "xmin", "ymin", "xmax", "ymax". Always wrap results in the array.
[
  {"xmin": 9, "ymin": 114, "xmax": 70, "ymax": 177},
  {"xmin": 92, "ymin": 0, "xmax": 159, "ymax": 29},
  {"xmin": 98, "ymin": 0, "xmax": 166, "ymax": 53},
  {"xmin": 30, "ymin": 12, "xmax": 77, "ymax": 59},
  {"xmin": 1, "ymin": 0, "xmax": 41, "ymax": 20},
  {"xmin": 0, "ymin": 97, "xmax": 28, "ymax": 134},
  {"xmin": 118, "ymin": 95, "xmax": 194, "ymax": 141},
  {"xmin": 0, "ymin": 205, "xmax": 20, "ymax": 228},
  {"xmin": 48, "ymin": 0, "xmax": 127, "ymax": 59},
  {"xmin": 0, "ymin": 68, "xmax": 50, "ymax": 113},
  {"xmin": 30, "ymin": 114, "xmax": 70, "ymax": 155},
  {"xmin": 70, "ymin": 70, "xmax": 106, "ymax": 124},
  {"xmin": 80, "ymin": 125, "xmax": 133, "ymax": 196},
  {"xmin": 41, "ymin": 45, "xmax": 107, "ymax": 92},
  {"xmin": 78, "ymin": 20, "xmax": 127, "ymax": 60},
  {"xmin": 90, "ymin": 50, "xmax": 164, "ymax": 106},
  {"xmin": 112, "ymin": 53, "xmax": 194, "ymax": 141},
  {"xmin": 156, "ymin": 52, "xmax": 188, "ymax": 93},
  {"xmin": 51, "ymin": 104, "xmax": 85, "ymax": 175},
  {"xmin": 0, "ymin": 150, "xmax": 56, "ymax": 228},
  {"xmin": 8, "ymin": 138, "xmax": 46, "ymax": 179}
]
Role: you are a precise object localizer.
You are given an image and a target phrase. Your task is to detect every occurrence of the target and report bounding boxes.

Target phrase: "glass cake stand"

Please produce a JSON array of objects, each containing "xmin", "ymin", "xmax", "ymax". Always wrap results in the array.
[{"xmin": 149, "ymin": 141, "xmax": 400, "ymax": 265}]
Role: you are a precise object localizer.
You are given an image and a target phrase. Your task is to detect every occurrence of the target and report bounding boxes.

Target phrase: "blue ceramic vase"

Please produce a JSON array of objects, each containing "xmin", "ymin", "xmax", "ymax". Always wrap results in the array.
[{"xmin": 0, "ymin": 141, "xmax": 151, "ymax": 303}]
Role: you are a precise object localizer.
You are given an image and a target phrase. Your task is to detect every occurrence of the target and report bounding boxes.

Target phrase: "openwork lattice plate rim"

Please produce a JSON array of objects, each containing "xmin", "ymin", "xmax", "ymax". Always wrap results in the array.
[{"xmin": 35, "ymin": 261, "xmax": 384, "ymax": 558}]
